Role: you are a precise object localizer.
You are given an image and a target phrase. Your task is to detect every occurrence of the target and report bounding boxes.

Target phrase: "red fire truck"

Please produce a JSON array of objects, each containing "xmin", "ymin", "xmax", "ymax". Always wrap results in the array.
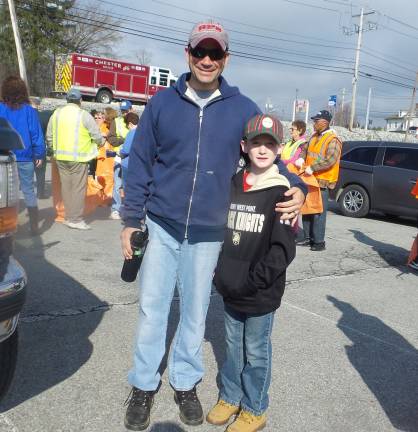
[{"xmin": 54, "ymin": 53, "xmax": 177, "ymax": 104}]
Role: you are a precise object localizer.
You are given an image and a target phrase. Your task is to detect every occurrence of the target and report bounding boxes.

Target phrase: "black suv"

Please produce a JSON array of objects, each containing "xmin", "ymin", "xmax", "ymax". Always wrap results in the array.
[
  {"xmin": 332, "ymin": 140, "xmax": 418, "ymax": 219},
  {"xmin": 0, "ymin": 118, "xmax": 27, "ymax": 401}
]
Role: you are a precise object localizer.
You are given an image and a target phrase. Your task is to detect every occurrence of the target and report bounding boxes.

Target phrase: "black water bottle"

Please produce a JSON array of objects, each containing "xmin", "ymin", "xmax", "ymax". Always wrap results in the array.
[{"xmin": 121, "ymin": 225, "xmax": 149, "ymax": 282}]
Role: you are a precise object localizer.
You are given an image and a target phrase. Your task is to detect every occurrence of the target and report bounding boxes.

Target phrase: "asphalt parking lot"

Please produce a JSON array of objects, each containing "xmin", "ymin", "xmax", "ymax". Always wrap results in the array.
[{"xmin": 0, "ymin": 194, "xmax": 417, "ymax": 432}]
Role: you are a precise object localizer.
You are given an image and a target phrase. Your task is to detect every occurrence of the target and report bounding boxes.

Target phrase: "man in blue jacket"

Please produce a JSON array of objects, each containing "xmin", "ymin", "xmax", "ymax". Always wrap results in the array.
[{"xmin": 121, "ymin": 21, "xmax": 307, "ymax": 430}]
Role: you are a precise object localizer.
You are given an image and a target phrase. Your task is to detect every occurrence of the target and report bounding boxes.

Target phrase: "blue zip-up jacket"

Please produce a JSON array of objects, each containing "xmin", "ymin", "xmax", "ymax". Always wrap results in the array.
[
  {"xmin": 122, "ymin": 73, "xmax": 306, "ymax": 233},
  {"xmin": 0, "ymin": 103, "xmax": 45, "ymax": 162}
]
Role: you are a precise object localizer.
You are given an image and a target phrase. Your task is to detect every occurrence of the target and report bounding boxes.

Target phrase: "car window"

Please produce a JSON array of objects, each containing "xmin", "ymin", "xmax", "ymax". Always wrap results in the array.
[
  {"xmin": 341, "ymin": 146, "xmax": 378, "ymax": 165},
  {"xmin": 383, "ymin": 147, "xmax": 418, "ymax": 171}
]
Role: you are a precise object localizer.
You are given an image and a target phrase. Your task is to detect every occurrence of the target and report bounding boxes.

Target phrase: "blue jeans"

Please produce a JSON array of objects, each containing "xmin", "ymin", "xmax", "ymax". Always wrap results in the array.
[
  {"xmin": 302, "ymin": 188, "xmax": 329, "ymax": 244},
  {"xmin": 128, "ymin": 218, "xmax": 222, "ymax": 391},
  {"xmin": 111, "ymin": 163, "xmax": 122, "ymax": 212},
  {"xmin": 17, "ymin": 161, "xmax": 37, "ymax": 208},
  {"xmin": 220, "ymin": 305, "xmax": 275, "ymax": 416}
]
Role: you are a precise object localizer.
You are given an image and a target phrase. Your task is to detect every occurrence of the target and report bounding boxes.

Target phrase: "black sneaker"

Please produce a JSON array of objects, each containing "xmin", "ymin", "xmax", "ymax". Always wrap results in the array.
[
  {"xmin": 174, "ymin": 386, "xmax": 204, "ymax": 426},
  {"xmin": 311, "ymin": 242, "xmax": 326, "ymax": 251},
  {"xmin": 124, "ymin": 387, "xmax": 155, "ymax": 431},
  {"xmin": 296, "ymin": 238, "xmax": 311, "ymax": 246}
]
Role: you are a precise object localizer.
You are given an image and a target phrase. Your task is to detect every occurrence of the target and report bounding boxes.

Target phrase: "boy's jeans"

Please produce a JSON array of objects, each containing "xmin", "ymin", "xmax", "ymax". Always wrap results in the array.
[
  {"xmin": 220, "ymin": 305, "xmax": 275, "ymax": 416},
  {"xmin": 17, "ymin": 161, "xmax": 37, "ymax": 208},
  {"xmin": 302, "ymin": 188, "xmax": 329, "ymax": 244},
  {"xmin": 128, "ymin": 218, "xmax": 222, "ymax": 391},
  {"xmin": 111, "ymin": 163, "xmax": 122, "ymax": 213}
]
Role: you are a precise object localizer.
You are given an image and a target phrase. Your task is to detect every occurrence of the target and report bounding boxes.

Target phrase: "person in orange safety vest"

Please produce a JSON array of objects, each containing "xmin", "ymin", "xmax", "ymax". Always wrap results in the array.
[{"xmin": 297, "ymin": 110, "xmax": 342, "ymax": 252}]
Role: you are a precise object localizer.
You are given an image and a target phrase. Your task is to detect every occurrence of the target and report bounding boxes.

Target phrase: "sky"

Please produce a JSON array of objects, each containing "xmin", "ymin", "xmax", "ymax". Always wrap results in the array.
[{"xmin": 87, "ymin": 0, "xmax": 418, "ymax": 127}]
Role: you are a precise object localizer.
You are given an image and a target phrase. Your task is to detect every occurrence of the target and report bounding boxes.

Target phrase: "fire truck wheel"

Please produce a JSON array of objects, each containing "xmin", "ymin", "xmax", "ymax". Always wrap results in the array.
[{"xmin": 96, "ymin": 89, "xmax": 112, "ymax": 104}]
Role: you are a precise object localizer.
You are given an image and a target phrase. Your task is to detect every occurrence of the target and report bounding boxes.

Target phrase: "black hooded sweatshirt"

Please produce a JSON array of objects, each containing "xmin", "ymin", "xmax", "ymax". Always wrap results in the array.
[{"xmin": 214, "ymin": 166, "xmax": 296, "ymax": 314}]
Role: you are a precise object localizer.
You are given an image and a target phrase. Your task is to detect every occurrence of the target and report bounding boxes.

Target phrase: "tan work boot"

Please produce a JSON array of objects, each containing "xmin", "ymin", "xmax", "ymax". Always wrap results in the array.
[
  {"xmin": 226, "ymin": 410, "xmax": 267, "ymax": 432},
  {"xmin": 206, "ymin": 399, "xmax": 240, "ymax": 425}
]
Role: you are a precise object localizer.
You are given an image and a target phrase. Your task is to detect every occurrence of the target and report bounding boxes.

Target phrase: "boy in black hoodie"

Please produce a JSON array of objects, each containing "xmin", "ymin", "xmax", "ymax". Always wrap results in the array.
[{"xmin": 207, "ymin": 114, "xmax": 296, "ymax": 432}]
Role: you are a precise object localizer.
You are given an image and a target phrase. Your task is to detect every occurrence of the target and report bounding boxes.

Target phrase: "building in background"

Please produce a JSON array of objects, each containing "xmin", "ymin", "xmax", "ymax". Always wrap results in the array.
[{"xmin": 385, "ymin": 103, "xmax": 418, "ymax": 132}]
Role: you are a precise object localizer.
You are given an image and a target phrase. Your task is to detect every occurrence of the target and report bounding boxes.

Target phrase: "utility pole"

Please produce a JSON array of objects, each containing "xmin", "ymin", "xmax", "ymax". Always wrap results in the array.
[
  {"xmin": 403, "ymin": 72, "xmax": 418, "ymax": 142},
  {"xmin": 348, "ymin": 8, "xmax": 376, "ymax": 131},
  {"xmin": 365, "ymin": 87, "xmax": 372, "ymax": 131},
  {"xmin": 7, "ymin": 0, "xmax": 28, "ymax": 87},
  {"xmin": 349, "ymin": 8, "xmax": 364, "ymax": 131}
]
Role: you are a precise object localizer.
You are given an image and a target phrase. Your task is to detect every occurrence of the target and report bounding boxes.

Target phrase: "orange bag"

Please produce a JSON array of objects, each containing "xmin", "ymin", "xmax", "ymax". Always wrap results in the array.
[
  {"xmin": 51, "ymin": 159, "xmax": 109, "ymax": 222},
  {"xmin": 95, "ymin": 142, "xmax": 115, "ymax": 200},
  {"xmin": 287, "ymin": 163, "xmax": 323, "ymax": 215},
  {"xmin": 411, "ymin": 179, "xmax": 418, "ymax": 198},
  {"xmin": 407, "ymin": 235, "xmax": 418, "ymax": 265}
]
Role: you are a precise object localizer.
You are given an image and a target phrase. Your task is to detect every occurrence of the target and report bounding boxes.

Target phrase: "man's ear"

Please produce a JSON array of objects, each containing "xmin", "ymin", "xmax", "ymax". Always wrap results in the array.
[
  {"xmin": 184, "ymin": 46, "xmax": 190, "ymax": 62},
  {"xmin": 277, "ymin": 144, "xmax": 284, "ymax": 155},
  {"xmin": 240, "ymin": 139, "xmax": 247, "ymax": 153}
]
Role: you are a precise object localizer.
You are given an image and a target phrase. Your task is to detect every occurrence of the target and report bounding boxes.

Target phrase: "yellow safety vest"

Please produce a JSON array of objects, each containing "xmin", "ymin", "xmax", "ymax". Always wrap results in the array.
[
  {"xmin": 115, "ymin": 116, "xmax": 129, "ymax": 139},
  {"xmin": 281, "ymin": 138, "xmax": 306, "ymax": 162},
  {"xmin": 51, "ymin": 104, "xmax": 98, "ymax": 162},
  {"xmin": 305, "ymin": 130, "xmax": 341, "ymax": 183}
]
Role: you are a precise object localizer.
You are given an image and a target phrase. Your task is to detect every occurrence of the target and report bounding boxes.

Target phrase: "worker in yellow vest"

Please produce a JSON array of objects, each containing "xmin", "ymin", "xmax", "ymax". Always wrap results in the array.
[
  {"xmin": 107, "ymin": 100, "xmax": 133, "ymax": 219},
  {"xmin": 299, "ymin": 110, "xmax": 342, "ymax": 251},
  {"xmin": 46, "ymin": 89, "xmax": 104, "ymax": 230}
]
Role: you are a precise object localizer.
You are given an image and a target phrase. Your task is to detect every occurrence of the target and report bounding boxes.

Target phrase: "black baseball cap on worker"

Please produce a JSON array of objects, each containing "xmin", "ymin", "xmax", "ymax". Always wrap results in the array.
[
  {"xmin": 311, "ymin": 110, "xmax": 332, "ymax": 122},
  {"xmin": 189, "ymin": 21, "xmax": 229, "ymax": 51},
  {"xmin": 244, "ymin": 114, "xmax": 283, "ymax": 144}
]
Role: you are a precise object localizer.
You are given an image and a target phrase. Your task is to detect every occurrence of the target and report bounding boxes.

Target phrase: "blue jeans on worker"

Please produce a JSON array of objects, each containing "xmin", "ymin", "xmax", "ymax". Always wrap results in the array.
[
  {"xmin": 302, "ymin": 188, "xmax": 329, "ymax": 244},
  {"xmin": 128, "ymin": 217, "xmax": 222, "ymax": 391},
  {"xmin": 111, "ymin": 163, "xmax": 122, "ymax": 213},
  {"xmin": 219, "ymin": 305, "xmax": 275, "ymax": 416},
  {"xmin": 17, "ymin": 161, "xmax": 37, "ymax": 208}
]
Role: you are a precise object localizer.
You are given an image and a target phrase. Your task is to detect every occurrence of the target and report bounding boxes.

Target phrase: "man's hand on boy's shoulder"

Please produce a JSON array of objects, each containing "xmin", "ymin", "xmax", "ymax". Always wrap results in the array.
[{"xmin": 275, "ymin": 187, "xmax": 305, "ymax": 226}]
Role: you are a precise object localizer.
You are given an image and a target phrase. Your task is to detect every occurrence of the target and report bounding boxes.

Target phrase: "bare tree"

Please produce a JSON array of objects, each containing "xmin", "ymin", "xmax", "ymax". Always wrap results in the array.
[
  {"xmin": 134, "ymin": 49, "xmax": 153, "ymax": 66},
  {"xmin": 334, "ymin": 103, "xmax": 354, "ymax": 129},
  {"xmin": 64, "ymin": 1, "xmax": 122, "ymax": 57}
]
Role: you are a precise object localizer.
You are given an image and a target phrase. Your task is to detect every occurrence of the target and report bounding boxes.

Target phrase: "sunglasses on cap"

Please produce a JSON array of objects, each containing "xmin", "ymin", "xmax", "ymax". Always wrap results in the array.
[{"xmin": 188, "ymin": 45, "xmax": 226, "ymax": 61}]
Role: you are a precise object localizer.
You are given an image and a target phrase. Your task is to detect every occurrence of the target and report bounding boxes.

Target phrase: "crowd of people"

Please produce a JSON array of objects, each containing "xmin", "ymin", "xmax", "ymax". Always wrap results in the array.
[{"xmin": 0, "ymin": 18, "xmax": 417, "ymax": 432}]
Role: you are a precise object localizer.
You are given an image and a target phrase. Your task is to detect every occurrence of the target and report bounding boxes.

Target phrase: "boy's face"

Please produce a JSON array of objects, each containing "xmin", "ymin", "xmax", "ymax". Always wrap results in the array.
[{"xmin": 241, "ymin": 134, "xmax": 280, "ymax": 171}]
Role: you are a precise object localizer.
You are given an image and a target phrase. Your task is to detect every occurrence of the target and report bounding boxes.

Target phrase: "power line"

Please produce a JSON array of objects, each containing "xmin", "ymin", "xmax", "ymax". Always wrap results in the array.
[
  {"xmin": 96, "ymin": 0, "xmax": 355, "ymax": 51},
  {"xmin": 8, "ymin": 0, "xmax": 417, "ymax": 92},
  {"xmin": 149, "ymin": 0, "xmax": 354, "ymax": 46}
]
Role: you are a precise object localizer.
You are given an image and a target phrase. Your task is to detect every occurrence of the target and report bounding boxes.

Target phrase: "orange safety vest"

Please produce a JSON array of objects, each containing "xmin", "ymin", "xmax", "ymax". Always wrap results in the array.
[{"xmin": 306, "ymin": 130, "xmax": 341, "ymax": 183}]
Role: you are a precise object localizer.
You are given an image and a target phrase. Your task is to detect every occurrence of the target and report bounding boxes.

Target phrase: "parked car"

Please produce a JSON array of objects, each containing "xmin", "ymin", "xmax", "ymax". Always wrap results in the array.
[
  {"xmin": 0, "ymin": 118, "xmax": 27, "ymax": 401},
  {"xmin": 332, "ymin": 140, "xmax": 418, "ymax": 218}
]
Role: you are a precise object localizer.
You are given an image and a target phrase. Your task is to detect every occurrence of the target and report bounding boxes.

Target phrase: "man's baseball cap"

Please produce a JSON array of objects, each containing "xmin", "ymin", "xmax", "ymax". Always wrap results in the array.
[
  {"xmin": 120, "ymin": 100, "xmax": 132, "ymax": 111},
  {"xmin": 244, "ymin": 114, "xmax": 283, "ymax": 144},
  {"xmin": 189, "ymin": 21, "xmax": 229, "ymax": 51},
  {"xmin": 66, "ymin": 88, "xmax": 82, "ymax": 101},
  {"xmin": 311, "ymin": 110, "xmax": 332, "ymax": 122}
]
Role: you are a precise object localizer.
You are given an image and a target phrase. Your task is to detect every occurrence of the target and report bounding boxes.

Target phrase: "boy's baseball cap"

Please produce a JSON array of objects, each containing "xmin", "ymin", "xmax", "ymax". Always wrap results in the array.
[
  {"xmin": 244, "ymin": 114, "xmax": 283, "ymax": 143},
  {"xmin": 120, "ymin": 100, "xmax": 132, "ymax": 111},
  {"xmin": 189, "ymin": 21, "xmax": 229, "ymax": 51},
  {"xmin": 311, "ymin": 110, "xmax": 332, "ymax": 122}
]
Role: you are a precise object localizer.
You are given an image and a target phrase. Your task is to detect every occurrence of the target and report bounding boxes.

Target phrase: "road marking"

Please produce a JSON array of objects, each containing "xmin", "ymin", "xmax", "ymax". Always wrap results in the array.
[
  {"xmin": 283, "ymin": 301, "xmax": 418, "ymax": 357},
  {"xmin": 0, "ymin": 413, "xmax": 19, "ymax": 432}
]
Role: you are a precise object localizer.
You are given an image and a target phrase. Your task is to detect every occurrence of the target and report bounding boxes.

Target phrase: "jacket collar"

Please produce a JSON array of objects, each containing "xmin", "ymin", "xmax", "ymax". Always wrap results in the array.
[
  {"xmin": 174, "ymin": 72, "xmax": 240, "ymax": 99},
  {"xmin": 234, "ymin": 165, "xmax": 290, "ymax": 192}
]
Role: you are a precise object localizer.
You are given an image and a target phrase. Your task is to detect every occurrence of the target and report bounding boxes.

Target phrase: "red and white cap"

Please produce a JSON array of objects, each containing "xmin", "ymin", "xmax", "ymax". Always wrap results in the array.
[{"xmin": 189, "ymin": 21, "xmax": 229, "ymax": 51}]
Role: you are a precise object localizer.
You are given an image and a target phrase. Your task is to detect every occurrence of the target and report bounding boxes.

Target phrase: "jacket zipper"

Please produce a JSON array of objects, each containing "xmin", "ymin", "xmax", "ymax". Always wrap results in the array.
[{"xmin": 184, "ymin": 108, "xmax": 204, "ymax": 239}]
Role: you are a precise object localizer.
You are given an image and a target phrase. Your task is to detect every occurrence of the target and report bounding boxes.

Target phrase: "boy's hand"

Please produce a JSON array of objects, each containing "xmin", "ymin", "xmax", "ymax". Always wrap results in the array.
[{"xmin": 275, "ymin": 187, "xmax": 305, "ymax": 226}]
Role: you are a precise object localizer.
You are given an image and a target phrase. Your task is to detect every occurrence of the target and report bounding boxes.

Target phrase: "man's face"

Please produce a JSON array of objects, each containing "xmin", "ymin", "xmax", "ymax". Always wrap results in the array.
[
  {"xmin": 313, "ymin": 118, "xmax": 329, "ymax": 133},
  {"xmin": 186, "ymin": 39, "xmax": 229, "ymax": 89}
]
